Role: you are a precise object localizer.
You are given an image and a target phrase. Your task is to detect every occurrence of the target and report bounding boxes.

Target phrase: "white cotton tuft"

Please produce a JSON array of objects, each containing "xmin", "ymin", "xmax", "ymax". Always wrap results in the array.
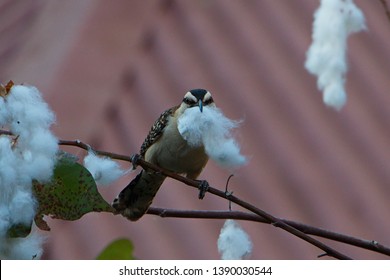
[
  {"xmin": 5, "ymin": 86, "xmax": 58, "ymax": 183},
  {"xmin": 0, "ymin": 97, "xmax": 8, "ymax": 125},
  {"xmin": 7, "ymin": 85, "xmax": 55, "ymax": 133},
  {"xmin": 305, "ymin": 0, "xmax": 366, "ymax": 110},
  {"xmin": 0, "ymin": 206, "xmax": 11, "ymax": 237},
  {"xmin": 217, "ymin": 219, "xmax": 253, "ymax": 260},
  {"xmin": 323, "ymin": 81, "xmax": 347, "ymax": 110},
  {"xmin": 0, "ymin": 84, "xmax": 58, "ymax": 259},
  {"xmin": 0, "ymin": 230, "xmax": 45, "ymax": 259},
  {"xmin": 178, "ymin": 106, "xmax": 247, "ymax": 168},
  {"xmin": 0, "ymin": 137, "xmax": 18, "ymax": 196},
  {"xmin": 8, "ymin": 189, "xmax": 36, "ymax": 226},
  {"xmin": 84, "ymin": 151, "xmax": 126, "ymax": 186},
  {"xmin": 20, "ymin": 129, "xmax": 58, "ymax": 183}
]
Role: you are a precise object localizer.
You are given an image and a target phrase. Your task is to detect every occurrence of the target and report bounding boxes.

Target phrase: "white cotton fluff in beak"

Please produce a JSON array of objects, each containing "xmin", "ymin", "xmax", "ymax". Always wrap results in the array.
[{"xmin": 177, "ymin": 106, "xmax": 247, "ymax": 168}]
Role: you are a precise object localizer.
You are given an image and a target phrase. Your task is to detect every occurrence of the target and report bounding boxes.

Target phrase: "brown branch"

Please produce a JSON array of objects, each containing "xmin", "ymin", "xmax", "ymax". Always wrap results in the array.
[
  {"xmin": 57, "ymin": 139, "xmax": 132, "ymax": 162},
  {"xmin": 5, "ymin": 133, "xmax": 388, "ymax": 259},
  {"xmin": 147, "ymin": 207, "xmax": 390, "ymax": 257},
  {"xmin": 133, "ymin": 158, "xmax": 353, "ymax": 259},
  {"xmin": 56, "ymin": 138, "xmax": 351, "ymax": 259},
  {"xmin": 380, "ymin": 0, "xmax": 390, "ymax": 22}
]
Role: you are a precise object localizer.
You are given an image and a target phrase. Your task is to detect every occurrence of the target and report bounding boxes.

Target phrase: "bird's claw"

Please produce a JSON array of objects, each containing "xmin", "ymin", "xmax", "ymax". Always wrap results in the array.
[
  {"xmin": 131, "ymin": 154, "xmax": 141, "ymax": 170},
  {"xmin": 198, "ymin": 180, "xmax": 209, "ymax": 199}
]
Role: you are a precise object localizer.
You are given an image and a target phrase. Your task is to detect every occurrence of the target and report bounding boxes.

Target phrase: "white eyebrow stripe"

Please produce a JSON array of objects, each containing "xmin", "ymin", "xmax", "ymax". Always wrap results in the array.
[
  {"xmin": 203, "ymin": 91, "xmax": 212, "ymax": 101},
  {"xmin": 184, "ymin": 92, "xmax": 198, "ymax": 102}
]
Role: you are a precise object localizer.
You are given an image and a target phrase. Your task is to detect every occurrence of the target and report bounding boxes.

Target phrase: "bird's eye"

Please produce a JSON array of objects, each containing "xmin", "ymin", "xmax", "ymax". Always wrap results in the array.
[
  {"xmin": 203, "ymin": 97, "xmax": 214, "ymax": 105},
  {"xmin": 183, "ymin": 98, "xmax": 196, "ymax": 105}
]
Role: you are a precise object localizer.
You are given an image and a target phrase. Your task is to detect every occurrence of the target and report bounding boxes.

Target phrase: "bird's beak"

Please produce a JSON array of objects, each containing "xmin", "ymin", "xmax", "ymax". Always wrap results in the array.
[{"xmin": 198, "ymin": 99, "xmax": 203, "ymax": 112}]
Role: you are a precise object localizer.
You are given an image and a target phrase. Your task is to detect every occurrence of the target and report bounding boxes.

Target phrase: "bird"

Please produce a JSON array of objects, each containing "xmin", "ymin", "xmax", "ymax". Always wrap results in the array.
[{"xmin": 112, "ymin": 88, "xmax": 215, "ymax": 221}]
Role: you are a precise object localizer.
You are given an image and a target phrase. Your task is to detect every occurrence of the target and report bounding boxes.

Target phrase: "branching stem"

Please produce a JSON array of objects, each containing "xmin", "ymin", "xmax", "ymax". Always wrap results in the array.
[
  {"xmin": 58, "ymin": 139, "xmax": 351, "ymax": 259},
  {"xmin": 147, "ymin": 207, "xmax": 390, "ymax": 257},
  {"xmin": 2, "ymin": 133, "xmax": 389, "ymax": 259}
]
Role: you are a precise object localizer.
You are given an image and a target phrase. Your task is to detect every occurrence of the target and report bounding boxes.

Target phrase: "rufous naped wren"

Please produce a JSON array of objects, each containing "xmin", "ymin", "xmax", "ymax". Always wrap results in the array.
[{"xmin": 112, "ymin": 89, "xmax": 214, "ymax": 221}]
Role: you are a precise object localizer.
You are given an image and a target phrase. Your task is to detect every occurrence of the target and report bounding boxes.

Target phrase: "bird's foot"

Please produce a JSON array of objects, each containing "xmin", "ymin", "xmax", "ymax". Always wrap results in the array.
[
  {"xmin": 130, "ymin": 154, "xmax": 141, "ymax": 170},
  {"xmin": 197, "ymin": 180, "xmax": 209, "ymax": 199}
]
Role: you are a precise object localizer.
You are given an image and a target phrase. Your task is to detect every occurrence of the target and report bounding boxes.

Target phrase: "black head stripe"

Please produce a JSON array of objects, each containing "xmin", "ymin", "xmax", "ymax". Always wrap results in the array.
[{"xmin": 189, "ymin": 89, "xmax": 208, "ymax": 100}]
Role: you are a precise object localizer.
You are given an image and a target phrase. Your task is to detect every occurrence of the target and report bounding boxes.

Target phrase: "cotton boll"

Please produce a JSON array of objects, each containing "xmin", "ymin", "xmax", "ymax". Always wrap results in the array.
[
  {"xmin": 0, "ymin": 84, "xmax": 57, "ymax": 259},
  {"xmin": 316, "ymin": 60, "xmax": 345, "ymax": 90},
  {"xmin": 21, "ymin": 154, "xmax": 57, "ymax": 183},
  {"xmin": 0, "ymin": 97, "xmax": 9, "ymax": 125},
  {"xmin": 217, "ymin": 219, "xmax": 253, "ymax": 260},
  {"xmin": 20, "ymin": 128, "xmax": 58, "ymax": 155},
  {"xmin": 0, "ymin": 137, "xmax": 18, "ymax": 197},
  {"xmin": 305, "ymin": 0, "xmax": 366, "ymax": 110},
  {"xmin": 7, "ymin": 85, "xmax": 55, "ymax": 134},
  {"xmin": 178, "ymin": 106, "xmax": 246, "ymax": 168},
  {"xmin": 6, "ymin": 85, "xmax": 58, "ymax": 182},
  {"xmin": 18, "ymin": 149, "xmax": 54, "ymax": 183},
  {"xmin": 0, "ymin": 206, "xmax": 11, "ymax": 237},
  {"xmin": 0, "ymin": 230, "xmax": 44, "ymax": 259},
  {"xmin": 8, "ymin": 188, "xmax": 36, "ymax": 226},
  {"xmin": 344, "ymin": 1, "xmax": 366, "ymax": 34},
  {"xmin": 7, "ymin": 85, "xmax": 55, "ymax": 125},
  {"xmin": 16, "ymin": 130, "xmax": 58, "ymax": 182},
  {"xmin": 323, "ymin": 82, "xmax": 347, "ymax": 110},
  {"xmin": 84, "ymin": 151, "xmax": 126, "ymax": 186}
]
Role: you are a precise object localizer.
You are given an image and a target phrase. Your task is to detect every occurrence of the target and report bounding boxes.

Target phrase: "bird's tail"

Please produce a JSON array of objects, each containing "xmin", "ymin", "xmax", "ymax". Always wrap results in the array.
[{"xmin": 112, "ymin": 170, "xmax": 166, "ymax": 221}]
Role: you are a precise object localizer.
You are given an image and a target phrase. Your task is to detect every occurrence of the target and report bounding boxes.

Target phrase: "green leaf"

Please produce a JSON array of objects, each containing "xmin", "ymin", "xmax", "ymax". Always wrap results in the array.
[
  {"xmin": 33, "ymin": 154, "xmax": 114, "ymax": 230},
  {"xmin": 96, "ymin": 238, "xmax": 135, "ymax": 260}
]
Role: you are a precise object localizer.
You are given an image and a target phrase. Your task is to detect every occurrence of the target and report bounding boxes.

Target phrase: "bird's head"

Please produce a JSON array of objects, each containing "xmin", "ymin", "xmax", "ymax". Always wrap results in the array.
[{"xmin": 181, "ymin": 89, "xmax": 214, "ymax": 113}]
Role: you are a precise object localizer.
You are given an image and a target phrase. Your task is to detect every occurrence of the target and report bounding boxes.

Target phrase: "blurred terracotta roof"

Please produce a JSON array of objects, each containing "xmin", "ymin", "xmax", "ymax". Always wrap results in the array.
[{"xmin": 1, "ymin": 0, "xmax": 389, "ymax": 259}]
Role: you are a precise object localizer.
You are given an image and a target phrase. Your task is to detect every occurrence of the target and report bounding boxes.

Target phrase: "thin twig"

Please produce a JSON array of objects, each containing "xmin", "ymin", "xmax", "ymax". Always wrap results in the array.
[
  {"xmin": 55, "ymin": 138, "xmax": 351, "ymax": 259},
  {"xmin": 147, "ymin": 207, "xmax": 390, "ymax": 257},
  {"xmin": 58, "ymin": 139, "xmax": 132, "ymax": 162},
  {"xmin": 4, "ymin": 133, "xmax": 386, "ymax": 259},
  {"xmin": 0, "ymin": 134, "xmax": 364, "ymax": 259},
  {"xmin": 225, "ymin": 174, "xmax": 234, "ymax": 211},
  {"xmin": 136, "ymin": 157, "xmax": 353, "ymax": 259}
]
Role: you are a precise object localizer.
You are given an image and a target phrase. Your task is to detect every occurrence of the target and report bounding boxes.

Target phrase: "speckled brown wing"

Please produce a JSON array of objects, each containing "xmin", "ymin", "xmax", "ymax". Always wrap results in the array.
[
  {"xmin": 113, "ymin": 105, "xmax": 179, "ymax": 221},
  {"xmin": 139, "ymin": 105, "xmax": 179, "ymax": 158}
]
